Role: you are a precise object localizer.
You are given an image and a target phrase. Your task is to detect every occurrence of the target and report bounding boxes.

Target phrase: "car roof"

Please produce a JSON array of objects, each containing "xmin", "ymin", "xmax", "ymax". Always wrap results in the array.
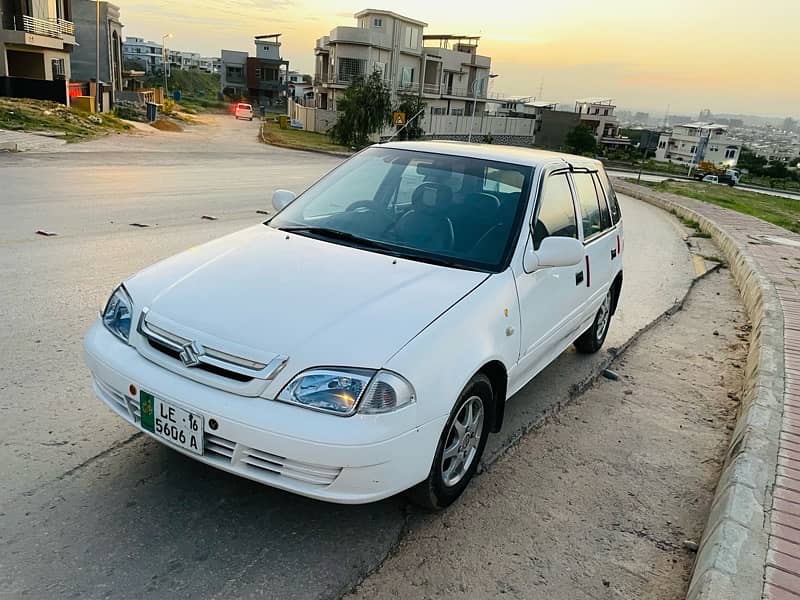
[{"xmin": 380, "ymin": 140, "xmax": 604, "ymax": 170}]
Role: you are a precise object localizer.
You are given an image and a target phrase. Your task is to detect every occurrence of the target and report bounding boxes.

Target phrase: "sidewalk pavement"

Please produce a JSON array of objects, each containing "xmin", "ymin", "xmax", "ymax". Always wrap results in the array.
[
  {"xmin": 615, "ymin": 180, "xmax": 800, "ymax": 600},
  {"xmin": 0, "ymin": 128, "xmax": 67, "ymax": 152}
]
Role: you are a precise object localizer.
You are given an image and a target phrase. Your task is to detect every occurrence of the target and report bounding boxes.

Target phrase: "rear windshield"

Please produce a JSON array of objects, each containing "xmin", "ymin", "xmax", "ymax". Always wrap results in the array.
[{"xmin": 237, "ymin": 104, "xmax": 252, "ymax": 110}]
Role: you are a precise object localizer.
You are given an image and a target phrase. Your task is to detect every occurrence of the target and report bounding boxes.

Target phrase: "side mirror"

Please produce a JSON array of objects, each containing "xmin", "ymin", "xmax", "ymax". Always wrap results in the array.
[
  {"xmin": 524, "ymin": 236, "xmax": 584, "ymax": 272},
  {"xmin": 272, "ymin": 189, "xmax": 296, "ymax": 212}
]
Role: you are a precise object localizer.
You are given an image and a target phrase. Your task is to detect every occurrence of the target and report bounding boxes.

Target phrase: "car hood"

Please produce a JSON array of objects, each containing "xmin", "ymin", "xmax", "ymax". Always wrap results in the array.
[{"xmin": 125, "ymin": 225, "xmax": 488, "ymax": 370}]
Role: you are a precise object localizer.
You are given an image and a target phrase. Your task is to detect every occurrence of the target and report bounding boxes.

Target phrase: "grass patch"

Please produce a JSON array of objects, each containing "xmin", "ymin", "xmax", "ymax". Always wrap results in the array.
[
  {"xmin": 0, "ymin": 97, "xmax": 130, "ymax": 141},
  {"xmin": 647, "ymin": 180, "xmax": 800, "ymax": 233},
  {"xmin": 260, "ymin": 120, "xmax": 350, "ymax": 154}
]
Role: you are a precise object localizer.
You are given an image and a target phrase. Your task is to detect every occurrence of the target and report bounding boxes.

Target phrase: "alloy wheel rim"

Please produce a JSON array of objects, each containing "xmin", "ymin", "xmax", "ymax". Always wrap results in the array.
[
  {"xmin": 441, "ymin": 395, "xmax": 485, "ymax": 487},
  {"xmin": 596, "ymin": 291, "xmax": 612, "ymax": 342}
]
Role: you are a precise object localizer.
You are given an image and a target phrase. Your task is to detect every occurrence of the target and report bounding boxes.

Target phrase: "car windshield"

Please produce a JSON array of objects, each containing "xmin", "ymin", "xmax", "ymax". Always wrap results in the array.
[{"xmin": 268, "ymin": 147, "xmax": 533, "ymax": 272}]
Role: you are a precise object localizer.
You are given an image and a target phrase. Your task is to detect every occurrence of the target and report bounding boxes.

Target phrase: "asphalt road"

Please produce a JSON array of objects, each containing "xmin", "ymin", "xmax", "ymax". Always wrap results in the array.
[
  {"xmin": 0, "ymin": 116, "xmax": 696, "ymax": 599},
  {"xmin": 606, "ymin": 168, "xmax": 800, "ymax": 200}
]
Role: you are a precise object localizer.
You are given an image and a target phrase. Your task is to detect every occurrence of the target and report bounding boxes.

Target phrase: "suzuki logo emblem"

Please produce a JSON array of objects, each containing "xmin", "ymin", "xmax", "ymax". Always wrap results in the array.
[{"xmin": 179, "ymin": 341, "xmax": 204, "ymax": 367}]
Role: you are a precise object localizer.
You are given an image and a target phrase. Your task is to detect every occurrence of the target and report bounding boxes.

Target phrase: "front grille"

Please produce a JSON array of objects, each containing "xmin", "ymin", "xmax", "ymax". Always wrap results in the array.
[
  {"xmin": 204, "ymin": 433, "xmax": 235, "ymax": 461},
  {"xmin": 136, "ymin": 310, "xmax": 287, "ymax": 387},
  {"xmin": 146, "ymin": 338, "xmax": 253, "ymax": 382},
  {"xmin": 242, "ymin": 448, "xmax": 342, "ymax": 486},
  {"xmin": 202, "ymin": 433, "xmax": 341, "ymax": 487}
]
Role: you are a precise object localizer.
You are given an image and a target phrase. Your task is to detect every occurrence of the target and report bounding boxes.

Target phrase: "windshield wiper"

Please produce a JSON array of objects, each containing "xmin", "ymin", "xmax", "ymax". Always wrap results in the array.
[
  {"xmin": 277, "ymin": 226, "xmax": 486, "ymax": 271},
  {"xmin": 277, "ymin": 226, "xmax": 391, "ymax": 250}
]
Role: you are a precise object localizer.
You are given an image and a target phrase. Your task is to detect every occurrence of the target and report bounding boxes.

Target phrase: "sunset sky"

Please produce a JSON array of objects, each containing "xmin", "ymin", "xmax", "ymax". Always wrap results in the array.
[{"xmin": 120, "ymin": 0, "xmax": 799, "ymax": 117}]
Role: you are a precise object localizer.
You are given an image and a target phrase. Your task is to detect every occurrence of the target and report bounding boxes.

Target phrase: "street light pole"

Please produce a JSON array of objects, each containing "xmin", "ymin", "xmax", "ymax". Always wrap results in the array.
[
  {"xmin": 162, "ymin": 33, "xmax": 172, "ymax": 97},
  {"xmin": 95, "ymin": 0, "xmax": 100, "ymax": 113},
  {"xmin": 467, "ymin": 73, "xmax": 497, "ymax": 143}
]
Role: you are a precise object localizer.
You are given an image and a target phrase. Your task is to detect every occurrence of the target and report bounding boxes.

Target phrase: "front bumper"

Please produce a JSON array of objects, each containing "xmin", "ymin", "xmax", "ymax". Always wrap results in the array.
[{"xmin": 84, "ymin": 321, "xmax": 445, "ymax": 504}]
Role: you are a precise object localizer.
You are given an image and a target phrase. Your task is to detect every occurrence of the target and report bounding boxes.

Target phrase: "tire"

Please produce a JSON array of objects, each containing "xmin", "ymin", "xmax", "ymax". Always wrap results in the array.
[
  {"xmin": 574, "ymin": 288, "xmax": 613, "ymax": 354},
  {"xmin": 407, "ymin": 373, "xmax": 493, "ymax": 510}
]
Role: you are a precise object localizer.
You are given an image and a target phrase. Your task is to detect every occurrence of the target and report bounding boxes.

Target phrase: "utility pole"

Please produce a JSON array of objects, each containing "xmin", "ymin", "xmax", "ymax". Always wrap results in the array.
[
  {"xmin": 467, "ymin": 73, "xmax": 497, "ymax": 143},
  {"xmin": 95, "ymin": 0, "xmax": 100, "ymax": 113},
  {"xmin": 161, "ymin": 33, "xmax": 172, "ymax": 97}
]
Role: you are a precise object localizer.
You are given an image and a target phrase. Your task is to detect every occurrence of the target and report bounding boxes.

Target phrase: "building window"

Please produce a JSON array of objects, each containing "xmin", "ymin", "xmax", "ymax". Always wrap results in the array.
[
  {"xmin": 431, "ymin": 107, "xmax": 446, "ymax": 115},
  {"xmin": 451, "ymin": 108, "xmax": 464, "ymax": 116},
  {"xmin": 373, "ymin": 18, "xmax": 383, "ymax": 27},
  {"xmin": 51, "ymin": 58, "xmax": 66, "ymax": 80},
  {"xmin": 338, "ymin": 57, "xmax": 366, "ymax": 82},
  {"xmin": 690, "ymin": 146, "xmax": 697, "ymax": 154},
  {"xmin": 725, "ymin": 147, "xmax": 738, "ymax": 159},
  {"xmin": 373, "ymin": 62, "xmax": 386, "ymax": 77},
  {"xmin": 404, "ymin": 26, "xmax": 419, "ymax": 48},
  {"xmin": 400, "ymin": 66, "xmax": 415, "ymax": 87}
]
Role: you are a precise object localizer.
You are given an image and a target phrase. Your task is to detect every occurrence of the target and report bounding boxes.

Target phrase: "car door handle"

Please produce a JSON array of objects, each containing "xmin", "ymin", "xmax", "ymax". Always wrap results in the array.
[
  {"xmin": 611, "ymin": 248, "xmax": 618, "ymax": 259},
  {"xmin": 575, "ymin": 271, "xmax": 584, "ymax": 285}
]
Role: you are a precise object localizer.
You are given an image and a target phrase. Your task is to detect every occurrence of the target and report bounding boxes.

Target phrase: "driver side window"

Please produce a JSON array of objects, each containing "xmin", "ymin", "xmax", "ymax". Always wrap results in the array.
[
  {"xmin": 302, "ymin": 154, "xmax": 393, "ymax": 219},
  {"xmin": 533, "ymin": 173, "xmax": 578, "ymax": 250}
]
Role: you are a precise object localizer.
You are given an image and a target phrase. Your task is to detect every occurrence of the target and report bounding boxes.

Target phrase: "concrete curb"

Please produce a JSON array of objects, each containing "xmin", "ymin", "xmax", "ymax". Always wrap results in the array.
[
  {"xmin": 614, "ymin": 180, "xmax": 783, "ymax": 600},
  {"xmin": 258, "ymin": 121, "xmax": 352, "ymax": 158}
]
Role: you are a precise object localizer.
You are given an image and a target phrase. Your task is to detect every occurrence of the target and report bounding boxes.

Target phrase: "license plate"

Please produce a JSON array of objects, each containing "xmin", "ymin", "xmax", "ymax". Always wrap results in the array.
[{"xmin": 139, "ymin": 390, "xmax": 204, "ymax": 455}]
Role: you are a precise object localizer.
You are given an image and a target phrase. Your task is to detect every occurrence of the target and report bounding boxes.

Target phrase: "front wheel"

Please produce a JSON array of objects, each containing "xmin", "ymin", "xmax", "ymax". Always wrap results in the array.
[
  {"xmin": 407, "ymin": 374, "xmax": 492, "ymax": 510},
  {"xmin": 575, "ymin": 288, "xmax": 613, "ymax": 354}
]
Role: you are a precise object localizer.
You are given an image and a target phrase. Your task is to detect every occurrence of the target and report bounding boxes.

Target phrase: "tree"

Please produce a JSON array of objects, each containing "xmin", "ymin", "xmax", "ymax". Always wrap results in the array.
[
  {"xmin": 738, "ymin": 147, "xmax": 768, "ymax": 176},
  {"xmin": 329, "ymin": 70, "xmax": 392, "ymax": 148},
  {"xmin": 394, "ymin": 94, "xmax": 425, "ymax": 141},
  {"xmin": 565, "ymin": 124, "xmax": 597, "ymax": 155},
  {"xmin": 123, "ymin": 58, "xmax": 146, "ymax": 72}
]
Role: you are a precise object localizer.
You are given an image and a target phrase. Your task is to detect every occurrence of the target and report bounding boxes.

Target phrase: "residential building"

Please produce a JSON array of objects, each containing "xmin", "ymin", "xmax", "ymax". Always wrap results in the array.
[
  {"xmin": 312, "ymin": 10, "xmax": 492, "ymax": 117},
  {"xmin": 199, "ymin": 56, "xmax": 220, "ymax": 73},
  {"xmin": 575, "ymin": 98, "xmax": 620, "ymax": 140},
  {"xmin": 1, "ymin": 0, "xmax": 76, "ymax": 87},
  {"xmin": 654, "ymin": 122, "xmax": 742, "ymax": 166},
  {"xmin": 122, "ymin": 36, "xmax": 162, "ymax": 73},
  {"xmin": 220, "ymin": 35, "xmax": 289, "ymax": 104},
  {"xmin": 286, "ymin": 69, "xmax": 312, "ymax": 102},
  {"xmin": 220, "ymin": 48, "xmax": 246, "ymax": 96},
  {"xmin": 246, "ymin": 34, "xmax": 288, "ymax": 105},
  {"xmin": 167, "ymin": 49, "xmax": 201, "ymax": 71},
  {"xmin": 533, "ymin": 106, "xmax": 581, "ymax": 150},
  {"xmin": 71, "ymin": 0, "xmax": 123, "ymax": 100}
]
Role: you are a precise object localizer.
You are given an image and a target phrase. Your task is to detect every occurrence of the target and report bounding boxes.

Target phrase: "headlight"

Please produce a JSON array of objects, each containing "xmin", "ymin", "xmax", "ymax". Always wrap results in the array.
[
  {"xmin": 276, "ymin": 368, "xmax": 415, "ymax": 416},
  {"xmin": 102, "ymin": 285, "xmax": 133, "ymax": 343}
]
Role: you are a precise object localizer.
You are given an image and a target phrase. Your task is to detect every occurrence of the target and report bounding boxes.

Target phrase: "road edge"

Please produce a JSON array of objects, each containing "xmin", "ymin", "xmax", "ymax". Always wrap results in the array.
[
  {"xmin": 258, "ymin": 121, "xmax": 352, "ymax": 158},
  {"xmin": 614, "ymin": 179, "xmax": 783, "ymax": 600}
]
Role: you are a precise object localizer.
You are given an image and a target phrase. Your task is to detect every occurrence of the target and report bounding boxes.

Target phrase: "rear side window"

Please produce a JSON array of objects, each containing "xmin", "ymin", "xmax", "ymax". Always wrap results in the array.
[
  {"xmin": 572, "ymin": 172, "xmax": 610, "ymax": 240},
  {"xmin": 595, "ymin": 169, "xmax": 621, "ymax": 224},
  {"xmin": 533, "ymin": 174, "xmax": 577, "ymax": 250}
]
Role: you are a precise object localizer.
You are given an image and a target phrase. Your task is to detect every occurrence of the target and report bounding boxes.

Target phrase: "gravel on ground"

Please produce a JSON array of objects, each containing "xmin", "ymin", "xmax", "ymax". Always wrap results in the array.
[{"xmin": 346, "ymin": 267, "xmax": 747, "ymax": 600}]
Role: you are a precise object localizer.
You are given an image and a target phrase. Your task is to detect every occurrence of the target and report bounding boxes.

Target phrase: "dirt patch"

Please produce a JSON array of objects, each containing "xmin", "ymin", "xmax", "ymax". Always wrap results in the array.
[
  {"xmin": 346, "ymin": 267, "xmax": 747, "ymax": 600},
  {"xmin": 150, "ymin": 118, "xmax": 183, "ymax": 132}
]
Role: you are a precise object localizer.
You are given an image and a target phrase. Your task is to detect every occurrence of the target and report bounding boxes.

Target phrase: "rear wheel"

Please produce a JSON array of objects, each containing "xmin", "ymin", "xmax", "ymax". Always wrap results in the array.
[
  {"xmin": 575, "ymin": 288, "xmax": 613, "ymax": 354},
  {"xmin": 407, "ymin": 374, "xmax": 492, "ymax": 510}
]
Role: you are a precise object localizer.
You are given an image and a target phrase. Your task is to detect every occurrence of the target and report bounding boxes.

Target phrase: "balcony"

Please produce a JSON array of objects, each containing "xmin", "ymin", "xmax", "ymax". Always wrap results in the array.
[
  {"xmin": 2, "ymin": 14, "xmax": 74, "ymax": 39},
  {"xmin": 442, "ymin": 86, "xmax": 487, "ymax": 100},
  {"xmin": 328, "ymin": 26, "xmax": 392, "ymax": 49},
  {"xmin": 1, "ymin": 14, "xmax": 75, "ymax": 47}
]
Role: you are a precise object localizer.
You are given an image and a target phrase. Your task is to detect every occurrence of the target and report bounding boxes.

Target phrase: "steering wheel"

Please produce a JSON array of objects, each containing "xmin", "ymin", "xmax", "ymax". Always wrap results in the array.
[{"xmin": 346, "ymin": 200, "xmax": 375, "ymax": 212}]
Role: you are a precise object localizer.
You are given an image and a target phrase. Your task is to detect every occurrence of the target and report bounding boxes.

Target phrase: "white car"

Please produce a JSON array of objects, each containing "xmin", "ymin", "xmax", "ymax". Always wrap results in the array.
[
  {"xmin": 702, "ymin": 174, "xmax": 719, "ymax": 184},
  {"xmin": 84, "ymin": 142, "xmax": 624, "ymax": 509},
  {"xmin": 234, "ymin": 103, "xmax": 254, "ymax": 120}
]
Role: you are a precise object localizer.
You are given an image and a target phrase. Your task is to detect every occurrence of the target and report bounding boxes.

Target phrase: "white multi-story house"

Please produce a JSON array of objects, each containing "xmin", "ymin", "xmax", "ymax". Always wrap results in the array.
[
  {"xmin": 654, "ymin": 122, "xmax": 741, "ymax": 167},
  {"xmin": 199, "ymin": 57, "xmax": 220, "ymax": 73},
  {"xmin": 574, "ymin": 98, "xmax": 620, "ymax": 140},
  {"xmin": 313, "ymin": 9, "xmax": 492, "ymax": 117},
  {"xmin": 1, "ymin": 0, "xmax": 76, "ymax": 84},
  {"xmin": 122, "ymin": 36, "xmax": 162, "ymax": 73},
  {"xmin": 167, "ymin": 50, "xmax": 201, "ymax": 71}
]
